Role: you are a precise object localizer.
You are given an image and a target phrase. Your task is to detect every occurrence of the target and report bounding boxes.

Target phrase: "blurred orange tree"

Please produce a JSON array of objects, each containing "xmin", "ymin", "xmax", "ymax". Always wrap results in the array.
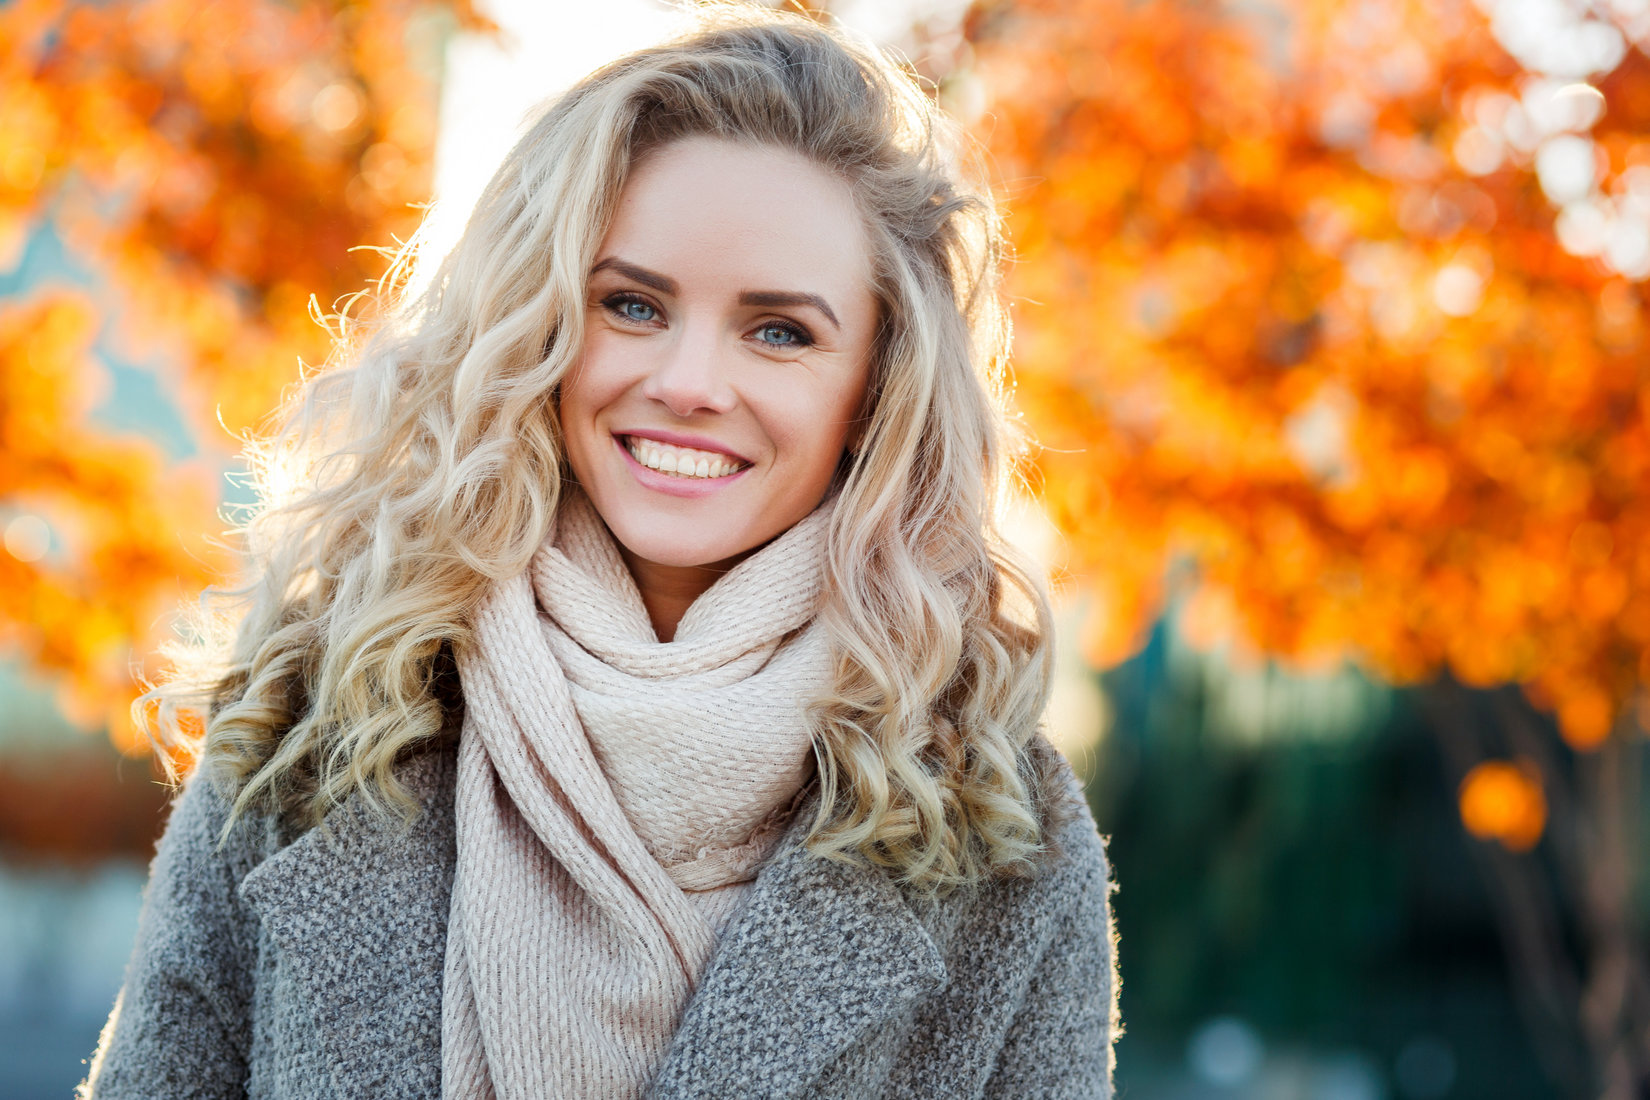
[
  {"xmin": 961, "ymin": 0, "xmax": 1650, "ymax": 1088},
  {"xmin": 967, "ymin": 0, "xmax": 1649, "ymax": 750},
  {"xmin": 0, "ymin": 0, "xmax": 485, "ymax": 749}
]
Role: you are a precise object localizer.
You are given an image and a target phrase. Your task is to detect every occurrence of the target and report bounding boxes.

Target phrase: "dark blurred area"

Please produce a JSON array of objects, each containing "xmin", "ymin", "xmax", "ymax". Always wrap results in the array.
[
  {"xmin": 0, "ymin": 669, "xmax": 166, "ymax": 1098},
  {"xmin": 1090, "ymin": 620, "xmax": 1572, "ymax": 1098}
]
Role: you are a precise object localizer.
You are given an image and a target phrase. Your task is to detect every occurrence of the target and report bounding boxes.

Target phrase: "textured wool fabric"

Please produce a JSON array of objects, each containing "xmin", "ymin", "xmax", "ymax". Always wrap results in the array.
[
  {"xmin": 441, "ymin": 488, "xmax": 831, "ymax": 1100},
  {"xmin": 80, "ymin": 737, "xmax": 1117, "ymax": 1100}
]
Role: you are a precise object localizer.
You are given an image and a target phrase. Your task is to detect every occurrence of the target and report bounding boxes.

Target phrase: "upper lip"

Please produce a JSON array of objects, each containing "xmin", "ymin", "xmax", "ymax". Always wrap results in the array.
[{"xmin": 617, "ymin": 429, "xmax": 751, "ymax": 465}]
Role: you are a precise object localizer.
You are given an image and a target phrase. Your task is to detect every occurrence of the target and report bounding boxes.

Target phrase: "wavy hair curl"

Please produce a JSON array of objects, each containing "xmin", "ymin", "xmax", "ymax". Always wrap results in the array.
[{"xmin": 146, "ymin": 4, "xmax": 1056, "ymax": 893}]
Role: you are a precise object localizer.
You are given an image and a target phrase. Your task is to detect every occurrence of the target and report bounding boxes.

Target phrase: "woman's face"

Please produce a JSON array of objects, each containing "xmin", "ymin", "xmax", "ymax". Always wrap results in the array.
[{"xmin": 560, "ymin": 137, "xmax": 879, "ymax": 574}]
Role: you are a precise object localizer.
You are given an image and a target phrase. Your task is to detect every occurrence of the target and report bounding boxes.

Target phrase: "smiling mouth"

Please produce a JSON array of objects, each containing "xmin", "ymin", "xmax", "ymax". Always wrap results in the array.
[{"xmin": 622, "ymin": 435, "xmax": 749, "ymax": 480}]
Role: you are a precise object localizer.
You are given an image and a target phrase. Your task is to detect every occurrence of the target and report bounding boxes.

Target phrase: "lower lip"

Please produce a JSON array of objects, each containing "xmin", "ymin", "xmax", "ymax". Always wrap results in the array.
[{"xmin": 614, "ymin": 436, "xmax": 751, "ymax": 498}]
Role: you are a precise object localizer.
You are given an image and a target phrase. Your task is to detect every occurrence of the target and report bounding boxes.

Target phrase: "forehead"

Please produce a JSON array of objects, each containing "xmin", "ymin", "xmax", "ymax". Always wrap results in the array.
[{"xmin": 599, "ymin": 137, "xmax": 875, "ymax": 299}]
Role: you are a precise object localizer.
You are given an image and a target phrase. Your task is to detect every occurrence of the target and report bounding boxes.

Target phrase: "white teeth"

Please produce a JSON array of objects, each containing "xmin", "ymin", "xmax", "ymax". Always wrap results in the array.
[{"xmin": 624, "ymin": 437, "xmax": 743, "ymax": 480}]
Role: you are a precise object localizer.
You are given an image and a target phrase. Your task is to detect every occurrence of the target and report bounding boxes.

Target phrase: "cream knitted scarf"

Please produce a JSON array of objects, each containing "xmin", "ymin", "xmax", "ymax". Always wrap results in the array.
[{"xmin": 441, "ymin": 489, "xmax": 832, "ymax": 1100}]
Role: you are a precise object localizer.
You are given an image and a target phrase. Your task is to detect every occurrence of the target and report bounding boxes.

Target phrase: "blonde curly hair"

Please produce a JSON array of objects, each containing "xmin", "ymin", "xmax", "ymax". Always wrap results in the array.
[{"xmin": 146, "ymin": 4, "xmax": 1056, "ymax": 893}]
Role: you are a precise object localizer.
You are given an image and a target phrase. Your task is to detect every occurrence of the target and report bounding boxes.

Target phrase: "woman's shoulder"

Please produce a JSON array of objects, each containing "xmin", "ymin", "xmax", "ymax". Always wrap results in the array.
[
  {"xmin": 872, "ymin": 735, "xmax": 1114, "ymax": 1075},
  {"xmin": 916, "ymin": 735, "xmax": 1111, "ymax": 943},
  {"xmin": 1036, "ymin": 732, "xmax": 1115, "ymax": 870},
  {"xmin": 158, "ymin": 739, "xmax": 460, "ymax": 880},
  {"xmin": 1025, "ymin": 733, "xmax": 1111, "ymax": 889},
  {"xmin": 944, "ymin": 735, "xmax": 1118, "ymax": 1099},
  {"xmin": 157, "ymin": 764, "xmax": 285, "ymax": 880}
]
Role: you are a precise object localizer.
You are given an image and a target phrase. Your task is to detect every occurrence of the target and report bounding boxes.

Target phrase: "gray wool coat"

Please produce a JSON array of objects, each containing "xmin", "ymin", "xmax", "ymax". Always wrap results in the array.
[{"xmin": 81, "ymin": 738, "xmax": 1118, "ymax": 1099}]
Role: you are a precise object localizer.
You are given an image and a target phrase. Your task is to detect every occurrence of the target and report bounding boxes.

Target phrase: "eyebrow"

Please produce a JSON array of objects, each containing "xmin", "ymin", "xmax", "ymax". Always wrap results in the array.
[
  {"xmin": 590, "ymin": 257, "xmax": 842, "ymax": 331},
  {"xmin": 590, "ymin": 258, "xmax": 676, "ymax": 295},
  {"xmin": 738, "ymin": 291, "xmax": 840, "ymax": 330}
]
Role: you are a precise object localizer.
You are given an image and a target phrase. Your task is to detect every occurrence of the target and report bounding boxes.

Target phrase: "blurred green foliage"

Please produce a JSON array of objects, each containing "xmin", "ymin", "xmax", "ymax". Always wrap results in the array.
[{"xmin": 1091, "ymin": 619, "xmax": 1555, "ymax": 1096}]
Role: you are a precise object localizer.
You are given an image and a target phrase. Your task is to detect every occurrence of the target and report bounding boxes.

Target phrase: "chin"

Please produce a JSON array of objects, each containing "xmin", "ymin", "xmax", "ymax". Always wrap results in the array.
[{"xmin": 609, "ymin": 520, "xmax": 754, "ymax": 573}]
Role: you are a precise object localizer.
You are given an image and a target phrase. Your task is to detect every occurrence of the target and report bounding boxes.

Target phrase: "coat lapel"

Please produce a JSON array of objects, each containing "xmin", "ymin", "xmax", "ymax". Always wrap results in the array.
[
  {"xmin": 648, "ymin": 810, "xmax": 949, "ymax": 1099},
  {"xmin": 237, "ymin": 749, "xmax": 457, "ymax": 1099},
  {"xmin": 232, "ymin": 748, "xmax": 947, "ymax": 1099}
]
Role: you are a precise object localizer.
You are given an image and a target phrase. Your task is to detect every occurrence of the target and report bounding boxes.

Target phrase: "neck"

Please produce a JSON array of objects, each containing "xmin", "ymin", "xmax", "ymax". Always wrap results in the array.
[{"xmin": 618, "ymin": 549, "xmax": 742, "ymax": 642}]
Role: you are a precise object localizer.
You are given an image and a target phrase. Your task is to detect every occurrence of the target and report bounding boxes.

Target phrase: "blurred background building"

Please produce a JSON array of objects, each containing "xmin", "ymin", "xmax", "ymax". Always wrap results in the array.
[{"xmin": 3, "ymin": 0, "xmax": 1648, "ymax": 1096}]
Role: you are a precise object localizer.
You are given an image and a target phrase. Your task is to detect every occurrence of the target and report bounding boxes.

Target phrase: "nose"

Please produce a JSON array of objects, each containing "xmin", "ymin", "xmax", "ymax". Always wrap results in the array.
[{"xmin": 640, "ymin": 323, "xmax": 737, "ymax": 417}]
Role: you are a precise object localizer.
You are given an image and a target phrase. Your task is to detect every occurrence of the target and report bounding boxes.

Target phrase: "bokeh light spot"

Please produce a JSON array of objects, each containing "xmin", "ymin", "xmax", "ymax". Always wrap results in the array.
[
  {"xmin": 1453, "ymin": 126, "xmax": 1503, "ymax": 176},
  {"xmin": 1536, "ymin": 134, "xmax": 1596, "ymax": 204},
  {"xmin": 3, "ymin": 514, "xmax": 52, "ymax": 563},
  {"xmin": 1188, "ymin": 1016, "xmax": 1263, "ymax": 1086},
  {"xmin": 1556, "ymin": 198, "xmax": 1611, "ymax": 257},
  {"xmin": 1459, "ymin": 760, "xmax": 1547, "ymax": 849},
  {"xmin": 312, "ymin": 81, "xmax": 364, "ymax": 135},
  {"xmin": 1433, "ymin": 263, "xmax": 1486, "ymax": 316}
]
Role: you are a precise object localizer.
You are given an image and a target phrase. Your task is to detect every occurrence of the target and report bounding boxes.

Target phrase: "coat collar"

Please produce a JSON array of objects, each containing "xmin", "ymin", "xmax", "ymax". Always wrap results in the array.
[
  {"xmin": 236, "ymin": 749, "xmax": 457, "ymax": 1099},
  {"xmin": 233, "ymin": 745, "xmax": 947, "ymax": 1099},
  {"xmin": 649, "ymin": 807, "xmax": 949, "ymax": 1098}
]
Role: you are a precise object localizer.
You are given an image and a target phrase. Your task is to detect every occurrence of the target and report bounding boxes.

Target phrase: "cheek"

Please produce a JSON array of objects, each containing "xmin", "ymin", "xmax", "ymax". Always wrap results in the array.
[
  {"xmin": 555, "ymin": 375, "xmax": 590, "ymax": 448},
  {"xmin": 559, "ymin": 341, "xmax": 628, "ymax": 431},
  {"xmin": 767, "ymin": 380, "xmax": 866, "ymax": 473}
]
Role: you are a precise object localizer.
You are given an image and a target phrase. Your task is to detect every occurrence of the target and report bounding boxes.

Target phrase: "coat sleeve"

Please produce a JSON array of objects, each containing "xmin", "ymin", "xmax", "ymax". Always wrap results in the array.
[
  {"xmin": 983, "ymin": 814, "xmax": 1120, "ymax": 1099},
  {"xmin": 79, "ymin": 773, "xmax": 260, "ymax": 1099}
]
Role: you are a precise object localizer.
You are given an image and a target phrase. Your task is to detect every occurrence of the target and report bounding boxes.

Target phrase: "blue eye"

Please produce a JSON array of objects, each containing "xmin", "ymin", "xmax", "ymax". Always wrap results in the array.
[
  {"xmin": 755, "ymin": 322, "xmax": 808, "ymax": 347},
  {"xmin": 604, "ymin": 294, "xmax": 658, "ymax": 323}
]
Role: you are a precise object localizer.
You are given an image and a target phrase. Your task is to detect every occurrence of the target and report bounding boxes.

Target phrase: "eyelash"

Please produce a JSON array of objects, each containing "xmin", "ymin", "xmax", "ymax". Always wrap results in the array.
[
  {"xmin": 751, "ymin": 319, "xmax": 813, "ymax": 349},
  {"xmin": 601, "ymin": 292, "xmax": 660, "ymax": 325},
  {"xmin": 598, "ymin": 292, "xmax": 815, "ymax": 350}
]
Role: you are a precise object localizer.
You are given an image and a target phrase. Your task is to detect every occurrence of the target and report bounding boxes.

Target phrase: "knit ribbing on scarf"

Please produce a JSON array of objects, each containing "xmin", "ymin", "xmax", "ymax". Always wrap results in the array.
[{"xmin": 441, "ymin": 489, "xmax": 832, "ymax": 1100}]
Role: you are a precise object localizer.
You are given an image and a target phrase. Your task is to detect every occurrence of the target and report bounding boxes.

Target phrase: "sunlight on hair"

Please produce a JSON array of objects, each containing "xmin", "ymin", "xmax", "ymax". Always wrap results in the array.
[
  {"xmin": 414, "ymin": 1, "xmax": 963, "ymax": 298},
  {"xmin": 1001, "ymin": 496, "xmax": 1108, "ymax": 770},
  {"xmin": 412, "ymin": 0, "xmax": 683, "ymax": 298}
]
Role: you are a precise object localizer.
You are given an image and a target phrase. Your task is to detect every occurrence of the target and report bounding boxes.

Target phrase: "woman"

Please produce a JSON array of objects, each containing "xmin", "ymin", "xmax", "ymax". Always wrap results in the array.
[{"xmin": 83, "ymin": 8, "xmax": 1118, "ymax": 1099}]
